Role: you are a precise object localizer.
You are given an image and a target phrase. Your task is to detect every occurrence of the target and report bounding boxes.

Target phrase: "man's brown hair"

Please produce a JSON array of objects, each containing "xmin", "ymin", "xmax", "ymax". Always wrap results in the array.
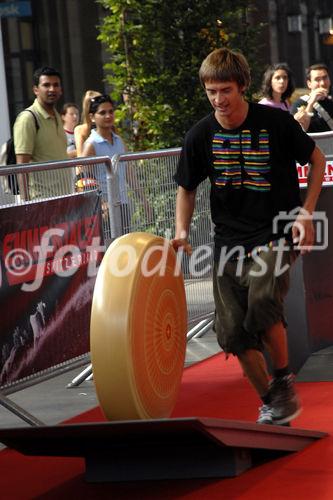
[
  {"xmin": 306, "ymin": 63, "xmax": 329, "ymax": 81},
  {"xmin": 199, "ymin": 48, "xmax": 251, "ymax": 90}
]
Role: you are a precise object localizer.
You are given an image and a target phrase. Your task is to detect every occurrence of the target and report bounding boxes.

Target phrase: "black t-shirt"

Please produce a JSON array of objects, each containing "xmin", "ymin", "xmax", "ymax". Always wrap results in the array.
[
  {"xmin": 290, "ymin": 96, "xmax": 333, "ymax": 133},
  {"xmin": 174, "ymin": 102, "xmax": 315, "ymax": 253}
]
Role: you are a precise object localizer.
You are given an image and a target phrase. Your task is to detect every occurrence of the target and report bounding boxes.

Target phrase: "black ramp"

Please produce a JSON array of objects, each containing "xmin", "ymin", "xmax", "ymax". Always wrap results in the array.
[{"xmin": 0, "ymin": 418, "xmax": 327, "ymax": 482}]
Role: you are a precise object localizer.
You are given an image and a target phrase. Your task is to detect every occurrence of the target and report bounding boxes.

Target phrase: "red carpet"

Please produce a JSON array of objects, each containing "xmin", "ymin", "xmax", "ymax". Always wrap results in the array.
[{"xmin": 1, "ymin": 353, "xmax": 333, "ymax": 499}]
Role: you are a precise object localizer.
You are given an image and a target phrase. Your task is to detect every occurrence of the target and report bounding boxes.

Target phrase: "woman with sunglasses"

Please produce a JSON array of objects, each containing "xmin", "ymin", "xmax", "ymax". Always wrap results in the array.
[
  {"xmin": 82, "ymin": 94, "xmax": 125, "ymax": 158},
  {"xmin": 81, "ymin": 94, "xmax": 129, "ymax": 228}
]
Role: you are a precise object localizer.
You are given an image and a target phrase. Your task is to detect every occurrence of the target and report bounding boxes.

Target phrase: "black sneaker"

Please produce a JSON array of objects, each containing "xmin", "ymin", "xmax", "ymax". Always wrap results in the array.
[
  {"xmin": 270, "ymin": 375, "xmax": 302, "ymax": 424},
  {"xmin": 257, "ymin": 404, "xmax": 274, "ymax": 424}
]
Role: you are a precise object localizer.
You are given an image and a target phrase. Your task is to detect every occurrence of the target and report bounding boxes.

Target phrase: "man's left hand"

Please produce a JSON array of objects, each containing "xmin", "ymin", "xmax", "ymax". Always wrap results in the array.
[{"xmin": 292, "ymin": 210, "xmax": 314, "ymax": 255}]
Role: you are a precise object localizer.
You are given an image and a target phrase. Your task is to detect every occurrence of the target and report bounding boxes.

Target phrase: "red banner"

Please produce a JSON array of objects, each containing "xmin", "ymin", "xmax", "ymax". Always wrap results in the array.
[
  {"xmin": 0, "ymin": 191, "xmax": 104, "ymax": 387},
  {"xmin": 298, "ymin": 160, "xmax": 333, "ymax": 187}
]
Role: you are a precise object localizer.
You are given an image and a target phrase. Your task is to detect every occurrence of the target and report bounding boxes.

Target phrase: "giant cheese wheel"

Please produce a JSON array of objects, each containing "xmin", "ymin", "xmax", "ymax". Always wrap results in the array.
[{"xmin": 90, "ymin": 232, "xmax": 187, "ymax": 420}]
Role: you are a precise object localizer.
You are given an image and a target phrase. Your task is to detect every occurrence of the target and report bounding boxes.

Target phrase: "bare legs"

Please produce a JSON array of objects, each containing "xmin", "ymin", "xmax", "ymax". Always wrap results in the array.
[{"xmin": 237, "ymin": 321, "xmax": 288, "ymax": 397}]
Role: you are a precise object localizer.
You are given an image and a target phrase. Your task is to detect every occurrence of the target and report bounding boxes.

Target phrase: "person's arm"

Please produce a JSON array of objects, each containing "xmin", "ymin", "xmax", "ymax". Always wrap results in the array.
[
  {"xmin": 292, "ymin": 145, "xmax": 325, "ymax": 253},
  {"xmin": 291, "ymin": 98, "xmax": 313, "ymax": 132},
  {"xmin": 292, "ymin": 89, "xmax": 330, "ymax": 132},
  {"xmin": 293, "ymin": 107, "xmax": 312, "ymax": 132},
  {"xmin": 15, "ymin": 154, "xmax": 31, "ymax": 199},
  {"xmin": 171, "ymin": 186, "xmax": 196, "ymax": 255},
  {"xmin": 16, "ymin": 153, "xmax": 32, "ymax": 164},
  {"xmin": 81, "ymin": 142, "xmax": 96, "ymax": 157},
  {"xmin": 74, "ymin": 125, "xmax": 87, "ymax": 157},
  {"xmin": 304, "ymin": 87, "xmax": 329, "ymax": 115},
  {"xmin": 67, "ymin": 148, "xmax": 77, "ymax": 159},
  {"xmin": 75, "ymin": 142, "xmax": 96, "ymax": 184}
]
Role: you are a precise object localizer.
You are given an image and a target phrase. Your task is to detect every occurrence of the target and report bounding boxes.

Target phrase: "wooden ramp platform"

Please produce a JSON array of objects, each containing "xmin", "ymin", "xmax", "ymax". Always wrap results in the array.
[{"xmin": 0, "ymin": 418, "xmax": 327, "ymax": 482}]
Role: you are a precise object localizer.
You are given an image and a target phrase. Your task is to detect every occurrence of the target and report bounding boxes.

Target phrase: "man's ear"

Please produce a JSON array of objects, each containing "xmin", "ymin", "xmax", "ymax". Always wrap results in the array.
[
  {"xmin": 33, "ymin": 85, "xmax": 39, "ymax": 97},
  {"xmin": 306, "ymin": 80, "xmax": 311, "ymax": 90}
]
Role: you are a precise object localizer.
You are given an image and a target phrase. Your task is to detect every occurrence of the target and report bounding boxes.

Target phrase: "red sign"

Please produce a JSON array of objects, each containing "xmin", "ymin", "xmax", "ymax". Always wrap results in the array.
[
  {"xmin": 0, "ymin": 191, "xmax": 104, "ymax": 387},
  {"xmin": 298, "ymin": 161, "xmax": 333, "ymax": 187}
]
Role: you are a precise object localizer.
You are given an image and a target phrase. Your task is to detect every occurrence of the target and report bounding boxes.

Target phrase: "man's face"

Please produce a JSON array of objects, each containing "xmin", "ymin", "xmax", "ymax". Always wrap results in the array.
[
  {"xmin": 307, "ymin": 69, "xmax": 331, "ymax": 92},
  {"xmin": 204, "ymin": 80, "xmax": 245, "ymax": 119},
  {"xmin": 33, "ymin": 75, "xmax": 62, "ymax": 106}
]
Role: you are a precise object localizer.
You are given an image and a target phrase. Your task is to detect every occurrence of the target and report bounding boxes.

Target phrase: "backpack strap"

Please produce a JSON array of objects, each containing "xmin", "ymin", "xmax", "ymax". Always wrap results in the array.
[{"xmin": 24, "ymin": 109, "xmax": 40, "ymax": 132}]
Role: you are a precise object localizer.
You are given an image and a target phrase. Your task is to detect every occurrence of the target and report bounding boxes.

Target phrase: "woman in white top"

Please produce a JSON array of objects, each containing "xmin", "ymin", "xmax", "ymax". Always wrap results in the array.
[
  {"xmin": 82, "ymin": 94, "xmax": 126, "ymax": 197},
  {"xmin": 82, "ymin": 94, "xmax": 129, "ymax": 231},
  {"xmin": 258, "ymin": 63, "xmax": 295, "ymax": 111}
]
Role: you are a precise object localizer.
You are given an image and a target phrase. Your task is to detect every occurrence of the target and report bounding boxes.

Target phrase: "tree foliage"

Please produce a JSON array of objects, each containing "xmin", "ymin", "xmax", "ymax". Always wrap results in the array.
[{"xmin": 97, "ymin": 0, "xmax": 265, "ymax": 151}]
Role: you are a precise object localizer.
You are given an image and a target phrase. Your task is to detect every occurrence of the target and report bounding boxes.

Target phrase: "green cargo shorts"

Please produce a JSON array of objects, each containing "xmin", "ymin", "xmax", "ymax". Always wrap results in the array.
[{"xmin": 213, "ymin": 242, "xmax": 297, "ymax": 355}]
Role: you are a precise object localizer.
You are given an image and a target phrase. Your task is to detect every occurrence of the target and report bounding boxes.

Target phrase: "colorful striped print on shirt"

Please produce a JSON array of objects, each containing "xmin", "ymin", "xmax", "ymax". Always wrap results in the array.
[{"xmin": 212, "ymin": 129, "xmax": 271, "ymax": 191}]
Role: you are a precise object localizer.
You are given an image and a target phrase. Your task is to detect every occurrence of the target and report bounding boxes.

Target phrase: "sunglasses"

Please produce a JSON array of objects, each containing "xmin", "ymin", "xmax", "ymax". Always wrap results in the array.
[{"xmin": 90, "ymin": 94, "xmax": 112, "ymax": 104}]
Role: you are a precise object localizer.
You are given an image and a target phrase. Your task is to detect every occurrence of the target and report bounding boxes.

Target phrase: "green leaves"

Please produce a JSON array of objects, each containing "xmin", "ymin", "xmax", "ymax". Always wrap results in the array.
[{"xmin": 98, "ymin": 0, "xmax": 264, "ymax": 151}]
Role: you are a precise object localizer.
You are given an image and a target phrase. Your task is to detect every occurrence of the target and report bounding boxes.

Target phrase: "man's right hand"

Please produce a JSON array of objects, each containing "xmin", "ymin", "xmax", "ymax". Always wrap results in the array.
[
  {"xmin": 308, "ymin": 87, "xmax": 329, "ymax": 105},
  {"xmin": 294, "ymin": 106, "xmax": 311, "ymax": 131},
  {"xmin": 170, "ymin": 238, "xmax": 193, "ymax": 256}
]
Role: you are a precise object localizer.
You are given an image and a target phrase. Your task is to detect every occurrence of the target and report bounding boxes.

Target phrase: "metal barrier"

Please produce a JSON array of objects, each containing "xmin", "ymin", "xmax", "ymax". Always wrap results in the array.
[
  {"xmin": 309, "ymin": 130, "xmax": 333, "ymax": 156},
  {"xmin": 0, "ymin": 151, "xmax": 214, "ymax": 329},
  {"xmin": 0, "ymin": 157, "xmax": 115, "ymax": 246},
  {"xmin": 110, "ymin": 148, "xmax": 214, "ymax": 329},
  {"xmin": 67, "ymin": 148, "xmax": 215, "ymax": 389},
  {"xmin": 0, "ymin": 151, "xmax": 215, "ymax": 396}
]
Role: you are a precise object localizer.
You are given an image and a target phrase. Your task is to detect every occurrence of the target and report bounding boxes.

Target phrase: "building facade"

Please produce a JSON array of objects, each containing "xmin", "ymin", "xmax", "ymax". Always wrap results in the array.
[
  {"xmin": 1, "ymin": 0, "xmax": 107, "ymax": 128},
  {"xmin": 265, "ymin": 0, "xmax": 333, "ymax": 86},
  {"xmin": 1, "ymin": 0, "xmax": 333, "ymax": 133}
]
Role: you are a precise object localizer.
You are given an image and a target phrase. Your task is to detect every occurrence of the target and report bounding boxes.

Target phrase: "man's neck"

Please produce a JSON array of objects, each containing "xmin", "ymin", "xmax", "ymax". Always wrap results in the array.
[
  {"xmin": 215, "ymin": 100, "xmax": 249, "ymax": 130},
  {"xmin": 37, "ymin": 99, "xmax": 56, "ymax": 116}
]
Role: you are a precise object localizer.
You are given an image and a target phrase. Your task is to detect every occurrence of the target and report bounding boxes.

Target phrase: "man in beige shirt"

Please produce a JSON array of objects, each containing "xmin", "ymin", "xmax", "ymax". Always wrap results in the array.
[{"xmin": 13, "ymin": 66, "xmax": 73, "ymax": 200}]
